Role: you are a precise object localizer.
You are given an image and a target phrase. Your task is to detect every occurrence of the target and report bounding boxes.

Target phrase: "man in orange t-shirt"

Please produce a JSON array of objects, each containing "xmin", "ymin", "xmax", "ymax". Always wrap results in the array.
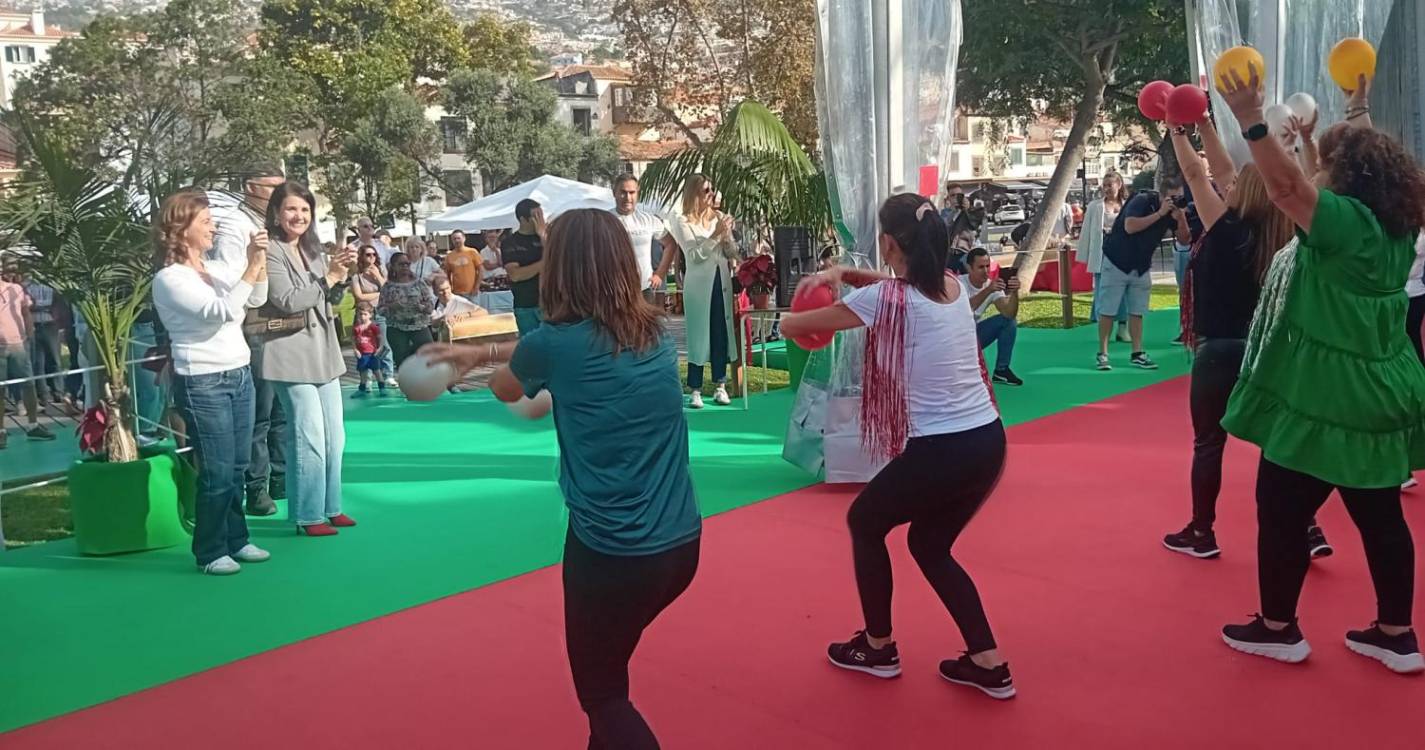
[{"xmin": 441, "ymin": 229, "xmax": 482, "ymax": 299}]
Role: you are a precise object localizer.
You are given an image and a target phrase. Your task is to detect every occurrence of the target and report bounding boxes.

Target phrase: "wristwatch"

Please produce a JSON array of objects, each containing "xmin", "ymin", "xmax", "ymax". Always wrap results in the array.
[{"xmin": 1243, "ymin": 122, "xmax": 1270, "ymax": 142}]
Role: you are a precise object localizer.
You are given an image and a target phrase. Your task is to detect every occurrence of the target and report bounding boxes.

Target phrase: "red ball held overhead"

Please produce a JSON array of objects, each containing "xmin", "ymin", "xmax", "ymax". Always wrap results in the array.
[
  {"xmin": 1165, "ymin": 84, "xmax": 1209, "ymax": 125},
  {"xmin": 1137, "ymin": 80, "xmax": 1175, "ymax": 121},
  {"xmin": 789, "ymin": 283, "xmax": 837, "ymax": 351}
]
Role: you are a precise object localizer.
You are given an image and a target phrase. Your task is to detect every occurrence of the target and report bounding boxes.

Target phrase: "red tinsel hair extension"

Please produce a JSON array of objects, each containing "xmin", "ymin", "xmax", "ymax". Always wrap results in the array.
[{"xmin": 861, "ymin": 279, "xmax": 910, "ymax": 460}]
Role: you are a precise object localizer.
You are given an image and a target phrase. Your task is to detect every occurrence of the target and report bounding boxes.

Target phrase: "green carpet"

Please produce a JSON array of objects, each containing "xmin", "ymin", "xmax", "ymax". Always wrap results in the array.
[{"xmin": 0, "ymin": 309, "xmax": 1188, "ymax": 733}]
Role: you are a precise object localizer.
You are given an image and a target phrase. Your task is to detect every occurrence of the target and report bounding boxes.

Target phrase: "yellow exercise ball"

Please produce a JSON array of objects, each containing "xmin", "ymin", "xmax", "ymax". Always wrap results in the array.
[
  {"xmin": 1328, "ymin": 37, "xmax": 1376, "ymax": 90},
  {"xmin": 1213, "ymin": 46, "xmax": 1266, "ymax": 93}
]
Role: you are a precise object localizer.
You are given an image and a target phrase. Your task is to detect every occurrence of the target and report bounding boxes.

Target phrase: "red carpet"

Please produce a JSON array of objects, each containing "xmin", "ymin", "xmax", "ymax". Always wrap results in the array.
[{"xmin": 8, "ymin": 378, "xmax": 1424, "ymax": 748}]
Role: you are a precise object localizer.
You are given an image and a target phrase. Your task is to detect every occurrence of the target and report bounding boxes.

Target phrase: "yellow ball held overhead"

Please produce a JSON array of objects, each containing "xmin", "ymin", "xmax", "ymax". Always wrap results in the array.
[
  {"xmin": 1213, "ymin": 45, "xmax": 1265, "ymax": 93},
  {"xmin": 1327, "ymin": 37, "xmax": 1376, "ymax": 91}
]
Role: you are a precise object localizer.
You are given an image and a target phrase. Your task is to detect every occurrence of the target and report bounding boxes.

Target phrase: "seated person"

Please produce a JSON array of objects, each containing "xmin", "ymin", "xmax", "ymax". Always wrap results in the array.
[{"xmin": 960, "ymin": 247, "xmax": 1023, "ymax": 386}]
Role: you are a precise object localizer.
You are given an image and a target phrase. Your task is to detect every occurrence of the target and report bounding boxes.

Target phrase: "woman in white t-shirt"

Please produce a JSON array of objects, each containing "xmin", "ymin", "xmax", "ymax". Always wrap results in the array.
[
  {"xmin": 405, "ymin": 238, "xmax": 441, "ymax": 286},
  {"xmin": 780, "ymin": 194, "xmax": 1013, "ymax": 699},
  {"xmin": 151, "ymin": 191, "xmax": 273, "ymax": 576},
  {"xmin": 1082, "ymin": 172, "xmax": 1129, "ymax": 338}
]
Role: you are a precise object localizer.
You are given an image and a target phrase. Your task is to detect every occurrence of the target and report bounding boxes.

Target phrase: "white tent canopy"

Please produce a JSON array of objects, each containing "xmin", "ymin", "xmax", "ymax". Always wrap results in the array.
[{"xmin": 426, "ymin": 175, "xmax": 615, "ymax": 232}]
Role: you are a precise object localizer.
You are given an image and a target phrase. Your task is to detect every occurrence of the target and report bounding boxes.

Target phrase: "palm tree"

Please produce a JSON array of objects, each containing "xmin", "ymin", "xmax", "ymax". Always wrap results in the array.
[
  {"xmin": 0, "ymin": 118, "xmax": 155, "ymax": 463},
  {"xmin": 640, "ymin": 101, "xmax": 832, "ymax": 235}
]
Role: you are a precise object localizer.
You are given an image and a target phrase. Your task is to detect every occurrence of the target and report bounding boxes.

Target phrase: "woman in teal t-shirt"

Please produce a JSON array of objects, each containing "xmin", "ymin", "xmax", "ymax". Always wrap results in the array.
[
  {"xmin": 423, "ymin": 209, "xmax": 700, "ymax": 749},
  {"xmin": 1218, "ymin": 70, "xmax": 1425, "ymax": 674}
]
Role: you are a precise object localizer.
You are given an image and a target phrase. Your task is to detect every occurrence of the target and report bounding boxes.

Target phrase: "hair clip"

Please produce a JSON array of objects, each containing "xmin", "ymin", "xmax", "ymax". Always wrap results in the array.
[{"xmin": 915, "ymin": 203, "xmax": 933, "ymax": 221}]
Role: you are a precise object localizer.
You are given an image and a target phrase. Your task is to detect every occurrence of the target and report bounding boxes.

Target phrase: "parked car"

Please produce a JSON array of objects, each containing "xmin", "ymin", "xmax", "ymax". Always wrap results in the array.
[{"xmin": 994, "ymin": 204, "xmax": 1026, "ymax": 224}]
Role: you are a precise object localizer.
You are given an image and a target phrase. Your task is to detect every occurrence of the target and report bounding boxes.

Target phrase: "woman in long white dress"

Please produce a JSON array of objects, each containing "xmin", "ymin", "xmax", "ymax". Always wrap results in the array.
[{"xmin": 666, "ymin": 174, "xmax": 740, "ymax": 409}]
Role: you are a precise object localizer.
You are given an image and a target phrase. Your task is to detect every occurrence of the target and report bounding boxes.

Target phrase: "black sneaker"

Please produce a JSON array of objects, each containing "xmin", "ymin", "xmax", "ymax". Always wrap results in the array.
[
  {"xmin": 1163, "ymin": 524, "xmax": 1221, "ymax": 559},
  {"xmin": 1130, "ymin": 351, "xmax": 1158, "ymax": 370},
  {"xmin": 1345, "ymin": 624, "xmax": 1425, "ymax": 674},
  {"xmin": 827, "ymin": 631, "xmax": 901, "ymax": 679},
  {"xmin": 1307, "ymin": 525, "xmax": 1333, "ymax": 559},
  {"xmin": 939, "ymin": 653, "xmax": 1016, "ymax": 700},
  {"xmin": 992, "ymin": 368, "xmax": 1024, "ymax": 386},
  {"xmin": 1222, "ymin": 615, "xmax": 1311, "ymax": 663}
]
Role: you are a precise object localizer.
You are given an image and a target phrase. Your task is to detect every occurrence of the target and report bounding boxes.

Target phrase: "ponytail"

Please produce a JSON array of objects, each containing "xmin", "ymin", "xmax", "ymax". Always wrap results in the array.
[{"xmin": 879, "ymin": 193, "xmax": 949, "ymax": 300}]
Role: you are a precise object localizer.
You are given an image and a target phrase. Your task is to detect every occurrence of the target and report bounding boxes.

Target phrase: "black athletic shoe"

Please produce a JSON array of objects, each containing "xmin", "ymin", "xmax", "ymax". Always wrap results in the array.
[
  {"xmin": 827, "ymin": 631, "xmax": 901, "ymax": 679},
  {"xmin": 939, "ymin": 654, "xmax": 1016, "ymax": 700},
  {"xmin": 1307, "ymin": 525, "xmax": 1333, "ymax": 559},
  {"xmin": 1222, "ymin": 615, "xmax": 1311, "ymax": 663},
  {"xmin": 1163, "ymin": 524, "xmax": 1221, "ymax": 559},
  {"xmin": 1345, "ymin": 624, "xmax": 1425, "ymax": 674},
  {"xmin": 992, "ymin": 368, "xmax": 1024, "ymax": 386},
  {"xmin": 1130, "ymin": 351, "xmax": 1159, "ymax": 370}
]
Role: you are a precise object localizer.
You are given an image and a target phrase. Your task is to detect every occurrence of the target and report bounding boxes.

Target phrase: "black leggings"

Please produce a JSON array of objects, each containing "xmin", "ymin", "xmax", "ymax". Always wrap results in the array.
[
  {"xmin": 1188, "ymin": 338, "xmax": 1245, "ymax": 530},
  {"xmin": 563, "ymin": 529, "xmax": 700, "ymax": 750},
  {"xmin": 1407, "ymin": 294, "xmax": 1424, "ymax": 365},
  {"xmin": 387, "ymin": 326, "xmax": 433, "ymax": 370},
  {"xmin": 1256, "ymin": 457, "xmax": 1414, "ymax": 626},
  {"xmin": 848, "ymin": 420, "xmax": 1007, "ymax": 654}
]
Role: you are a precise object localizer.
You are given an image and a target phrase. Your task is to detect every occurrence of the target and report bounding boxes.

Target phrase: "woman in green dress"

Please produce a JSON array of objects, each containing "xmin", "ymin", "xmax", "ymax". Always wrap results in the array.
[{"xmin": 1217, "ymin": 69, "xmax": 1425, "ymax": 673}]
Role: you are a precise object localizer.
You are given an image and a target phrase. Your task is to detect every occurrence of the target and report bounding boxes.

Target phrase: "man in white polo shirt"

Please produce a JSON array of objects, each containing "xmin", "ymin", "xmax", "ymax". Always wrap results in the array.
[{"xmin": 611, "ymin": 174, "xmax": 677, "ymax": 303}]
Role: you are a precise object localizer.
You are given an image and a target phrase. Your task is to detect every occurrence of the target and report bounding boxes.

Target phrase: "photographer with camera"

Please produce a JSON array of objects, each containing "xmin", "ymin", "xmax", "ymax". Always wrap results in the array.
[
  {"xmin": 960, "ymin": 248, "xmax": 1023, "ymax": 386},
  {"xmin": 1095, "ymin": 180, "xmax": 1191, "ymax": 370}
]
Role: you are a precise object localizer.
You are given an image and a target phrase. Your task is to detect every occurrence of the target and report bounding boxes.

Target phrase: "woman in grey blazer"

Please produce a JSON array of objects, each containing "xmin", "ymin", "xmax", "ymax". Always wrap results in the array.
[{"xmin": 260, "ymin": 182, "xmax": 358, "ymax": 536}]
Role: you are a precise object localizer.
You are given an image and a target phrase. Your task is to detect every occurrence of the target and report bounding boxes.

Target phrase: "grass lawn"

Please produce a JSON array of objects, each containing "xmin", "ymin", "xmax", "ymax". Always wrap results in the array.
[
  {"xmin": 679, "ymin": 361, "xmax": 791, "ymax": 397},
  {"xmin": 2, "ymin": 482, "xmax": 71, "ymax": 549},
  {"xmin": 1018, "ymin": 284, "xmax": 1179, "ymax": 329}
]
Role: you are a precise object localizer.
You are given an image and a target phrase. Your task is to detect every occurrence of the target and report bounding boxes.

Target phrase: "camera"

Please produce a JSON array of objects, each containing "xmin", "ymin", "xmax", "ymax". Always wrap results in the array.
[{"xmin": 1171, "ymin": 194, "xmax": 1188, "ymax": 209}]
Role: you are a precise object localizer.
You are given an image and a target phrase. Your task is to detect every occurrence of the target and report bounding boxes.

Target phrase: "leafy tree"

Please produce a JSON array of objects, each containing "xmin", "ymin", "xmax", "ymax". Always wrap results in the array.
[
  {"xmin": 444, "ymin": 70, "xmax": 620, "ymax": 190},
  {"xmin": 612, "ymin": 0, "xmax": 817, "ymax": 148},
  {"xmin": 258, "ymin": 0, "xmax": 469, "ymax": 145},
  {"xmin": 958, "ymin": 0, "xmax": 1188, "ymax": 282},
  {"xmin": 462, "ymin": 14, "xmax": 538, "ymax": 77},
  {"xmin": 10, "ymin": 0, "xmax": 313, "ymax": 182}
]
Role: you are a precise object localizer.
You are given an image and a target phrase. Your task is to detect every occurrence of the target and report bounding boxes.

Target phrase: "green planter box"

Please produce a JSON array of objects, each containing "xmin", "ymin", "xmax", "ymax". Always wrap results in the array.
[{"xmin": 69, "ymin": 445, "xmax": 195, "ymax": 556}]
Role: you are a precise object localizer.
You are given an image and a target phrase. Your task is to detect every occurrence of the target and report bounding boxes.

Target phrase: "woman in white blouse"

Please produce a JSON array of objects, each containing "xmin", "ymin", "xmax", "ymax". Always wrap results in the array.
[
  {"xmin": 150, "ymin": 191, "xmax": 272, "ymax": 576},
  {"xmin": 666, "ymin": 174, "xmax": 740, "ymax": 408},
  {"xmin": 1081, "ymin": 171, "xmax": 1128, "ymax": 338},
  {"xmin": 406, "ymin": 238, "xmax": 441, "ymax": 286}
]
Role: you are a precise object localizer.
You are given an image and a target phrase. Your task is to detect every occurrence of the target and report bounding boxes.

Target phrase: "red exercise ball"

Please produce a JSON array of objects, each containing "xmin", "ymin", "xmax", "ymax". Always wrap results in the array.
[
  {"xmin": 1165, "ymin": 84, "xmax": 1209, "ymax": 125},
  {"xmin": 790, "ymin": 283, "xmax": 837, "ymax": 351},
  {"xmin": 1137, "ymin": 80, "xmax": 1174, "ymax": 121}
]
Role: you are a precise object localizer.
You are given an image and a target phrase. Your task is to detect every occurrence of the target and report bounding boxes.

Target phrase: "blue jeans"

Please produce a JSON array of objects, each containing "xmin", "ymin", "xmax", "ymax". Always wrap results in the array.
[
  {"xmin": 1174, "ymin": 244, "xmax": 1192, "ymax": 322},
  {"xmin": 515, "ymin": 306, "xmax": 543, "ymax": 336},
  {"xmin": 246, "ymin": 369, "xmax": 286, "ymax": 499},
  {"xmin": 687, "ymin": 273, "xmax": 729, "ymax": 389},
  {"xmin": 1090, "ymin": 272, "xmax": 1129, "ymax": 323},
  {"xmin": 373, "ymin": 314, "xmax": 396, "ymax": 376},
  {"xmin": 277, "ymin": 379, "xmax": 345, "ymax": 526},
  {"xmin": 976, "ymin": 316, "xmax": 1018, "ymax": 373},
  {"xmin": 172, "ymin": 367, "xmax": 255, "ymax": 566}
]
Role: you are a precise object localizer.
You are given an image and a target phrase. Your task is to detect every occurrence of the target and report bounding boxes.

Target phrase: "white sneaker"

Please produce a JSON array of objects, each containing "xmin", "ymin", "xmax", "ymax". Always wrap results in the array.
[
  {"xmin": 200, "ymin": 556, "xmax": 241, "ymax": 575},
  {"xmin": 385, "ymin": 377, "xmax": 399, "ymax": 389},
  {"xmin": 232, "ymin": 544, "xmax": 271, "ymax": 563},
  {"xmin": 689, "ymin": 391, "xmax": 704, "ymax": 409},
  {"xmin": 1404, "ymin": 477, "xmax": 1419, "ymax": 490},
  {"xmin": 713, "ymin": 384, "xmax": 731, "ymax": 406}
]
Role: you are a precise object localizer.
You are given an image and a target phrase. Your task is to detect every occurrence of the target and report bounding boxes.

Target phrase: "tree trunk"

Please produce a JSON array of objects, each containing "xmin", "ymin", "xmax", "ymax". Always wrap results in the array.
[
  {"xmin": 1012, "ymin": 84, "xmax": 1106, "ymax": 288},
  {"xmin": 103, "ymin": 384, "xmax": 138, "ymax": 463}
]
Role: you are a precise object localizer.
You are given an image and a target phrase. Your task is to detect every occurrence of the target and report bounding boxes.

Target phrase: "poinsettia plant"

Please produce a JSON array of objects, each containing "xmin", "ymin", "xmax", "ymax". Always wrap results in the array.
[{"xmin": 736, "ymin": 254, "xmax": 778, "ymax": 295}]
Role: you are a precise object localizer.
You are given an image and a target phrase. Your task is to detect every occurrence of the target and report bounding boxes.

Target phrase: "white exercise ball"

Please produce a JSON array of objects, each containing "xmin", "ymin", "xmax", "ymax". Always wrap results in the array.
[
  {"xmin": 397, "ymin": 353, "xmax": 456, "ymax": 402},
  {"xmin": 507, "ymin": 390, "xmax": 553, "ymax": 420},
  {"xmin": 1285, "ymin": 92, "xmax": 1318, "ymax": 122},
  {"xmin": 1263, "ymin": 103, "xmax": 1293, "ymax": 135}
]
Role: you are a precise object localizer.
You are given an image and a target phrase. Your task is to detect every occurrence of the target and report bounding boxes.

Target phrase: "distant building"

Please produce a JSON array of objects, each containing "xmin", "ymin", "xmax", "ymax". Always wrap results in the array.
[
  {"xmin": 549, "ymin": 51, "xmax": 584, "ymax": 67},
  {"xmin": 537, "ymin": 64, "xmax": 693, "ymax": 183}
]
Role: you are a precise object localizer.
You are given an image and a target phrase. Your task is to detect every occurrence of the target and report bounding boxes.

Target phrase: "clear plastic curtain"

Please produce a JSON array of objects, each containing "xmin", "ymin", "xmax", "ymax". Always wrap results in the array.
[
  {"xmin": 1193, "ymin": 0, "xmax": 1395, "ymax": 165},
  {"xmin": 897, "ymin": 0, "xmax": 963, "ymax": 194},
  {"xmin": 1372, "ymin": 0, "xmax": 1419, "ymax": 157},
  {"xmin": 814, "ymin": 0, "xmax": 879, "ymax": 260}
]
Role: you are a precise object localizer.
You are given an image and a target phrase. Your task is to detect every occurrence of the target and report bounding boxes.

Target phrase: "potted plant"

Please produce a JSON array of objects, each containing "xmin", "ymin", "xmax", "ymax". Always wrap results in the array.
[
  {"xmin": 736, "ymin": 254, "xmax": 778, "ymax": 309},
  {"xmin": 0, "ymin": 119, "xmax": 189, "ymax": 554}
]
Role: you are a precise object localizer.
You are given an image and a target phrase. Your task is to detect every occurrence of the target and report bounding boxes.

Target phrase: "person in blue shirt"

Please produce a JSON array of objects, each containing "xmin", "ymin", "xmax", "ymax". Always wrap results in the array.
[
  {"xmin": 1096, "ymin": 180, "xmax": 1192, "ymax": 370},
  {"xmin": 422, "ymin": 209, "xmax": 701, "ymax": 750}
]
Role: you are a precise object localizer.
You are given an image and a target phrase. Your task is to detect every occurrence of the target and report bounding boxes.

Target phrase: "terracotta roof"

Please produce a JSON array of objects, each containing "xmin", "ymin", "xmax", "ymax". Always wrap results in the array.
[
  {"xmin": 618, "ymin": 136, "xmax": 687, "ymax": 162},
  {"xmin": 538, "ymin": 64, "xmax": 634, "ymax": 83}
]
